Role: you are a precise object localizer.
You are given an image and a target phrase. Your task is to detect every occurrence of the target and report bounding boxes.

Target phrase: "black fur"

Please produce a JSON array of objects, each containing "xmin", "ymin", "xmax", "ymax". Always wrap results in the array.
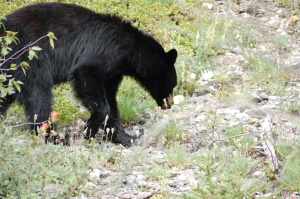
[{"xmin": 0, "ymin": 3, "xmax": 177, "ymax": 146}]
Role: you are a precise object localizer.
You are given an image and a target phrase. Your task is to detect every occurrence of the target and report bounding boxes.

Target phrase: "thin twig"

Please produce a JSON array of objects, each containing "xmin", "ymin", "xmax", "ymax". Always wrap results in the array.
[
  {"xmin": 4, "ymin": 121, "xmax": 47, "ymax": 129},
  {"xmin": 0, "ymin": 34, "xmax": 49, "ymax": 68}
]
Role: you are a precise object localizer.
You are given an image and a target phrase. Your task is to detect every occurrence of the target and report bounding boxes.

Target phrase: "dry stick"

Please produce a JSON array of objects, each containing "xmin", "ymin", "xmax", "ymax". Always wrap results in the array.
[
  {"xmin": 262, "ymin": 134, "xmax": 280, "ymax": 173},
  {"xmin": 4, "ymin": 121, "xmax": 48, "ymax": 129}
]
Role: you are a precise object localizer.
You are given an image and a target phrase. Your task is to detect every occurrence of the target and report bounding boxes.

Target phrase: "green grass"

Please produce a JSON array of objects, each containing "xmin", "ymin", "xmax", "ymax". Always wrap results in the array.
[
  {"xmin": 117, "ymin": 77, "xmax": 156, "ymax": 123},
  {"xmin": 225, "ymin": 126, "xmax": 255, "ymax": 153},
  {"xmin": 279, "ymin": 101, "xmax": 300, "ymax": 115},
  {"xmin": 0, "ymin": 130, "xmax": 96, "ymax": 198},
  {"xmin": 274, "ymin": 0, "xmax": 300, "ymax": 10},
  {"xmin": 160, "ymin": 121, "xmax": 185, "ymax": 145},
  {"xmin": 244, "ymin": 54, "xmax": 290, "ymax": 95},
  {"xmin": 165, "ymin": 142, "xmax": 193, "ymax": 167},
  {"xmin": 183, "ymin": 148, "xmax": 271, "ymax": 199}
]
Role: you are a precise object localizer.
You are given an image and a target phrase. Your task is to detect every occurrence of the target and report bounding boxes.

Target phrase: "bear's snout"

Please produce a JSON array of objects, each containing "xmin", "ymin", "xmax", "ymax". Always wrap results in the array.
[{"xmin": 161, "ymin": 93, "xmax": 174, "ymax": 110}]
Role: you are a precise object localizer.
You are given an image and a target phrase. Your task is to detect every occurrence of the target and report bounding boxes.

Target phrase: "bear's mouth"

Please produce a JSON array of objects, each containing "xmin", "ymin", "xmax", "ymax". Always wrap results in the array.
[{"xmin": 161, "ymin": 93, "xmax": 174, "ymax": 110}]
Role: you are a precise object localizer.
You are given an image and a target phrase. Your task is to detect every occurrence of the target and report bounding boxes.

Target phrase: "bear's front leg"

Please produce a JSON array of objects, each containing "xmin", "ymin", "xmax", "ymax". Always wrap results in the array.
[{"xmin": 104, "ymin": 75, "xmax": 142, "ymax": 147}]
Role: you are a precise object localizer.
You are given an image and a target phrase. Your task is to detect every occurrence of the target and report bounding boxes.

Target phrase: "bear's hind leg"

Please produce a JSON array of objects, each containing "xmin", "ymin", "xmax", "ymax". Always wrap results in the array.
[
  {"xmin": 0, "ymin": 94, "xmax": 16, "ymax": 118},
  {"xmin": 70, "ymin": 66, "xmax": 110, "ymax": 139}
]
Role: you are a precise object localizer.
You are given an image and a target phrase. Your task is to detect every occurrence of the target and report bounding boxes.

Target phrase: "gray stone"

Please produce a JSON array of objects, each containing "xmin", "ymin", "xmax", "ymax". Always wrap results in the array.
[
  {"xmin": 248, "ymin": 109, "xmax": 267, "ymax": 119},
  {"xmin": 259, "ymin": 92, "xmax": 269, "ymax": 100},
  {"xmin": 168, "ymin": 181, "xmax": 177, "ymax": 188},
  {"xmin": 137, "ymin": 192, "xmax": 153, "ymax": 198},
  {"xmin": 251, "ymin": 93, "xmax": 263, "ymax": 103}
]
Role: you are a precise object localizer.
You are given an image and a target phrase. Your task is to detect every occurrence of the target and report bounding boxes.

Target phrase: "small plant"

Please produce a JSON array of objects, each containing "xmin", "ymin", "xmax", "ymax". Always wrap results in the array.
[
  {"xmin": 146, "ymin": 165, "xmax": 170, "ymax": 180},
  {"xmin": 280, "ymin": 101, "xmax": 300, "ymax": 115},
  {"xmin": 162, "ymin": 121, "xmax": 184, "ymax": 144},
  {"xmin": 52, "ymin": 83, "xmax": 89, "ymax": 123},
  {"xmin": 278, "ymin": 144, "xmax": 300, "ymax": 191},
  {"xmin": 117, "ymin": 77, "xmax": 155, "ymax": 123},
  {"xmin": 0, "ymin": 129, "xmax": 97, "ymax": 198},
  {"xmin": 244, "ymin": 54, "xmax": 290, "ymax": 95},
  {"xmin": 236, "ymin": 27, "xmax": 258, "ymax": 48},
  {"xmin": 165, "ymin": 142, "xmax": 193, "ymax": 167},
  {"xmin": 214, "ymin": 73, "xmax": 236, "ymax": 98},
  {"xmin": 274, "ymin": 34, "xmax": 289, "ymax": 53},
  {"xmin": 225, "ymin": 126, "xmax": 254, "ymax": 153},
  {"xmin": 184, "ymin": 147, "xmax": 270, "ymax": 199},
  {"xmin": 274, "ymin": 0, "xmax": 300, "ymax": 9}
]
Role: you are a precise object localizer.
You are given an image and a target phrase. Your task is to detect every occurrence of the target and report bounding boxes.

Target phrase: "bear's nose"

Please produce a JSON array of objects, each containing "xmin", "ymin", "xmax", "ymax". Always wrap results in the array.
[{"xmin": 161, "ymin": 93, "xmax": 174, "ymax": 109}]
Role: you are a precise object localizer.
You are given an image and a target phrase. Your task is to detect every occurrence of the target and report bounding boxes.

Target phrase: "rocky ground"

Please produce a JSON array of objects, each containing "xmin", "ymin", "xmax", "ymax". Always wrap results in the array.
[{"xmin": 69, "ymin": 0, "xmax": 300, "ymax": 198}]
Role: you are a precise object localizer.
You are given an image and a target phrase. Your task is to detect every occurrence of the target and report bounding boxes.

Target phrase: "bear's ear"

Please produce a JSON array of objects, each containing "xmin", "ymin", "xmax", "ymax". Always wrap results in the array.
[{"xmin": 166, "ymin": 49, "xmax": 178, "ymax": 65}]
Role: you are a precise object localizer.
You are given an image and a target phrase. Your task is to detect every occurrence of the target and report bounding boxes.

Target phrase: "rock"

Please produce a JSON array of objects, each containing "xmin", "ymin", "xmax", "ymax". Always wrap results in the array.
[
  {"xmin": 248, "ymin": 109, "xmax": 267, "ymax": 119},
  {"xmin": 231, "ymin": 46, "xmax": 244, "ymax": 54},
  {"xmin": 168, "ymin": 181, "xmax": 177, "ymax": 188},
  {"xmin": 190, "ymin": 73, "xmax": 196, "ymax": 80},
  {"xmin": 262, "ymin": 103, "xmax": 277, "ymax": 109},
  {"xmin": 89, "ymin": 169, "xmax": 101, "ymax": 179},
  {"xmin": 43, "ymin": 184, "xmax": 61, "ymax": 195},
  {"xmin": 136, "ymin": 174, "xmax": 146, "ymax": 181},
  {"xmin": 259, "ymin": 92, "xmax": 269, "ymax": 100},
  {"xmin": 202, "ymin": 70, "xmax": 214, "ymax": 81},
  {"xmin": 235, "ymin": 112, "xmax": 250, "ymax": 122},
  {"xmin": 87, "ymin": 182, "xmax": 96, "ymax": 187},
  {"xmin": 251, "ymin": 93, "xmax": 263, "ymax": 103},
  {"xmin": 173, "ymin": 95, "xmax": 184, "ymax": 105},
  {"xmin": 195, "ymin": 114, "xmax": 206, "ymax": 122},
  {"xmin": 177, "ymin": 174, "xmax": 188, "ymax": 182},
  {"xmin": 285, "ymin": 55, "xmax": 300, "ymax": 68},
  {"xmin": 202, "ymin": 3, "xmax": 213, "ymax": 10},
  {"xmin": 252, "ymin": 171, "xmax": 265, "ymax": 178},
  {"xmin": 266, "ymin": 18, "xmax": 281, "ymax": 30},
  {"xmin": 137, "ymin": 192, "xmax": 152, "ymax": 198},
  {"xmin": 226, "ymin": 146, "xmax": 235, "ymax": 154}
]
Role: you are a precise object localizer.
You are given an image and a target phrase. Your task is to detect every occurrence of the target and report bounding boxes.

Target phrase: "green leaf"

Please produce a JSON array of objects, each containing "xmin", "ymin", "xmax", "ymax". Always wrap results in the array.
[
  {"xmin": 1, "ymin": 89, "xmax": 7, "ymax": 98},
  {"xmin": 4, "ymin": 36, "xmax": 13, "ymax": 45},
  {"xmin": 47, "ymin": 32, "xmax": 57, "ymax": 49},
  {"xmin": 1, "ymin": 47, "xmax": 8, "ymax": 56},
  {"xmin": 22, "ymin": 67, "xmax": 27, "ymax": 75},
  {"xmin": 47, "ymin": 32, "xmax": 57, "ymax": 40},
  {"xmin": 28, "ymin": 50, "xmax": 36, "ymax": 60},
  {"xmin": 49, "ymin": 39, "xmax": 55, "ymax": 49},
  {"xmin": 21, "ymin": 61, "xmax": 30, "ymax": 67},
  {"xmin": 31, "ymin": 46, "xmax": 42, "ymax": 51},
  {"xmin": 10, "ymin": 63, "xmax": 17, "ymax": 68}
]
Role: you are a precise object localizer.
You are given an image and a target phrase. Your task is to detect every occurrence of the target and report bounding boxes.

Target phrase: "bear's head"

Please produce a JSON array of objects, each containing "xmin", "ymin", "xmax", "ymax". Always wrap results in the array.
[{"xmin": 136, "ymin": 49, "xmax": 178, "ymax": 110}]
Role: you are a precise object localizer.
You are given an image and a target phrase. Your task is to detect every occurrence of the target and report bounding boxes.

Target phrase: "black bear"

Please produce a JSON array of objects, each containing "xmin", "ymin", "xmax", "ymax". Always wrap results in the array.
[{"xmin": 0, "ymin": 3, "xmax": 177, "ymax": 146}]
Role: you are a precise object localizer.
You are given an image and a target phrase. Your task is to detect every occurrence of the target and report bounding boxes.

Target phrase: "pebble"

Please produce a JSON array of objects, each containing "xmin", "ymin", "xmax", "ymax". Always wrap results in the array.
[
  {"xmin": 177, "ymin": 174, "xmax": 188, "ymax": 182},
  {"xmin": 285, "ymin": 55, "xmax": 300, "ymax": 68},
  {"xmin": 235, "ymin": 112, "xmax": 250, "ymax": 122},
  {"xmin": 259, "ymin": 92, "xmax": 269, "ymax": 100},
  {"xmin": 251, "ymin": 93, "xmax": 263, "ymax": 103},
  {"xmin": 137, "ymin": 192, "xmax": 152, "ymax": 198},
  {"xmin": 89, "ymin": 169, "xmax": 101, "ymax": 179},
  {"xmin": 252, "ymin": 171, "xmax": 265, "ymax": 178},
  {"xmin": 202, "ymin": 3, "xmax": 213, "ymax": 10},
  {"xmin": 173, "ymin": 95, "xmax": 185, "ymax": 105},
  {"xmin": 168, "ymin": 181, "xmax": 177, "ymax": 188},
  {"xmin": 248, "ymin": 109, "xmax": 267, "ymax": 119}
]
